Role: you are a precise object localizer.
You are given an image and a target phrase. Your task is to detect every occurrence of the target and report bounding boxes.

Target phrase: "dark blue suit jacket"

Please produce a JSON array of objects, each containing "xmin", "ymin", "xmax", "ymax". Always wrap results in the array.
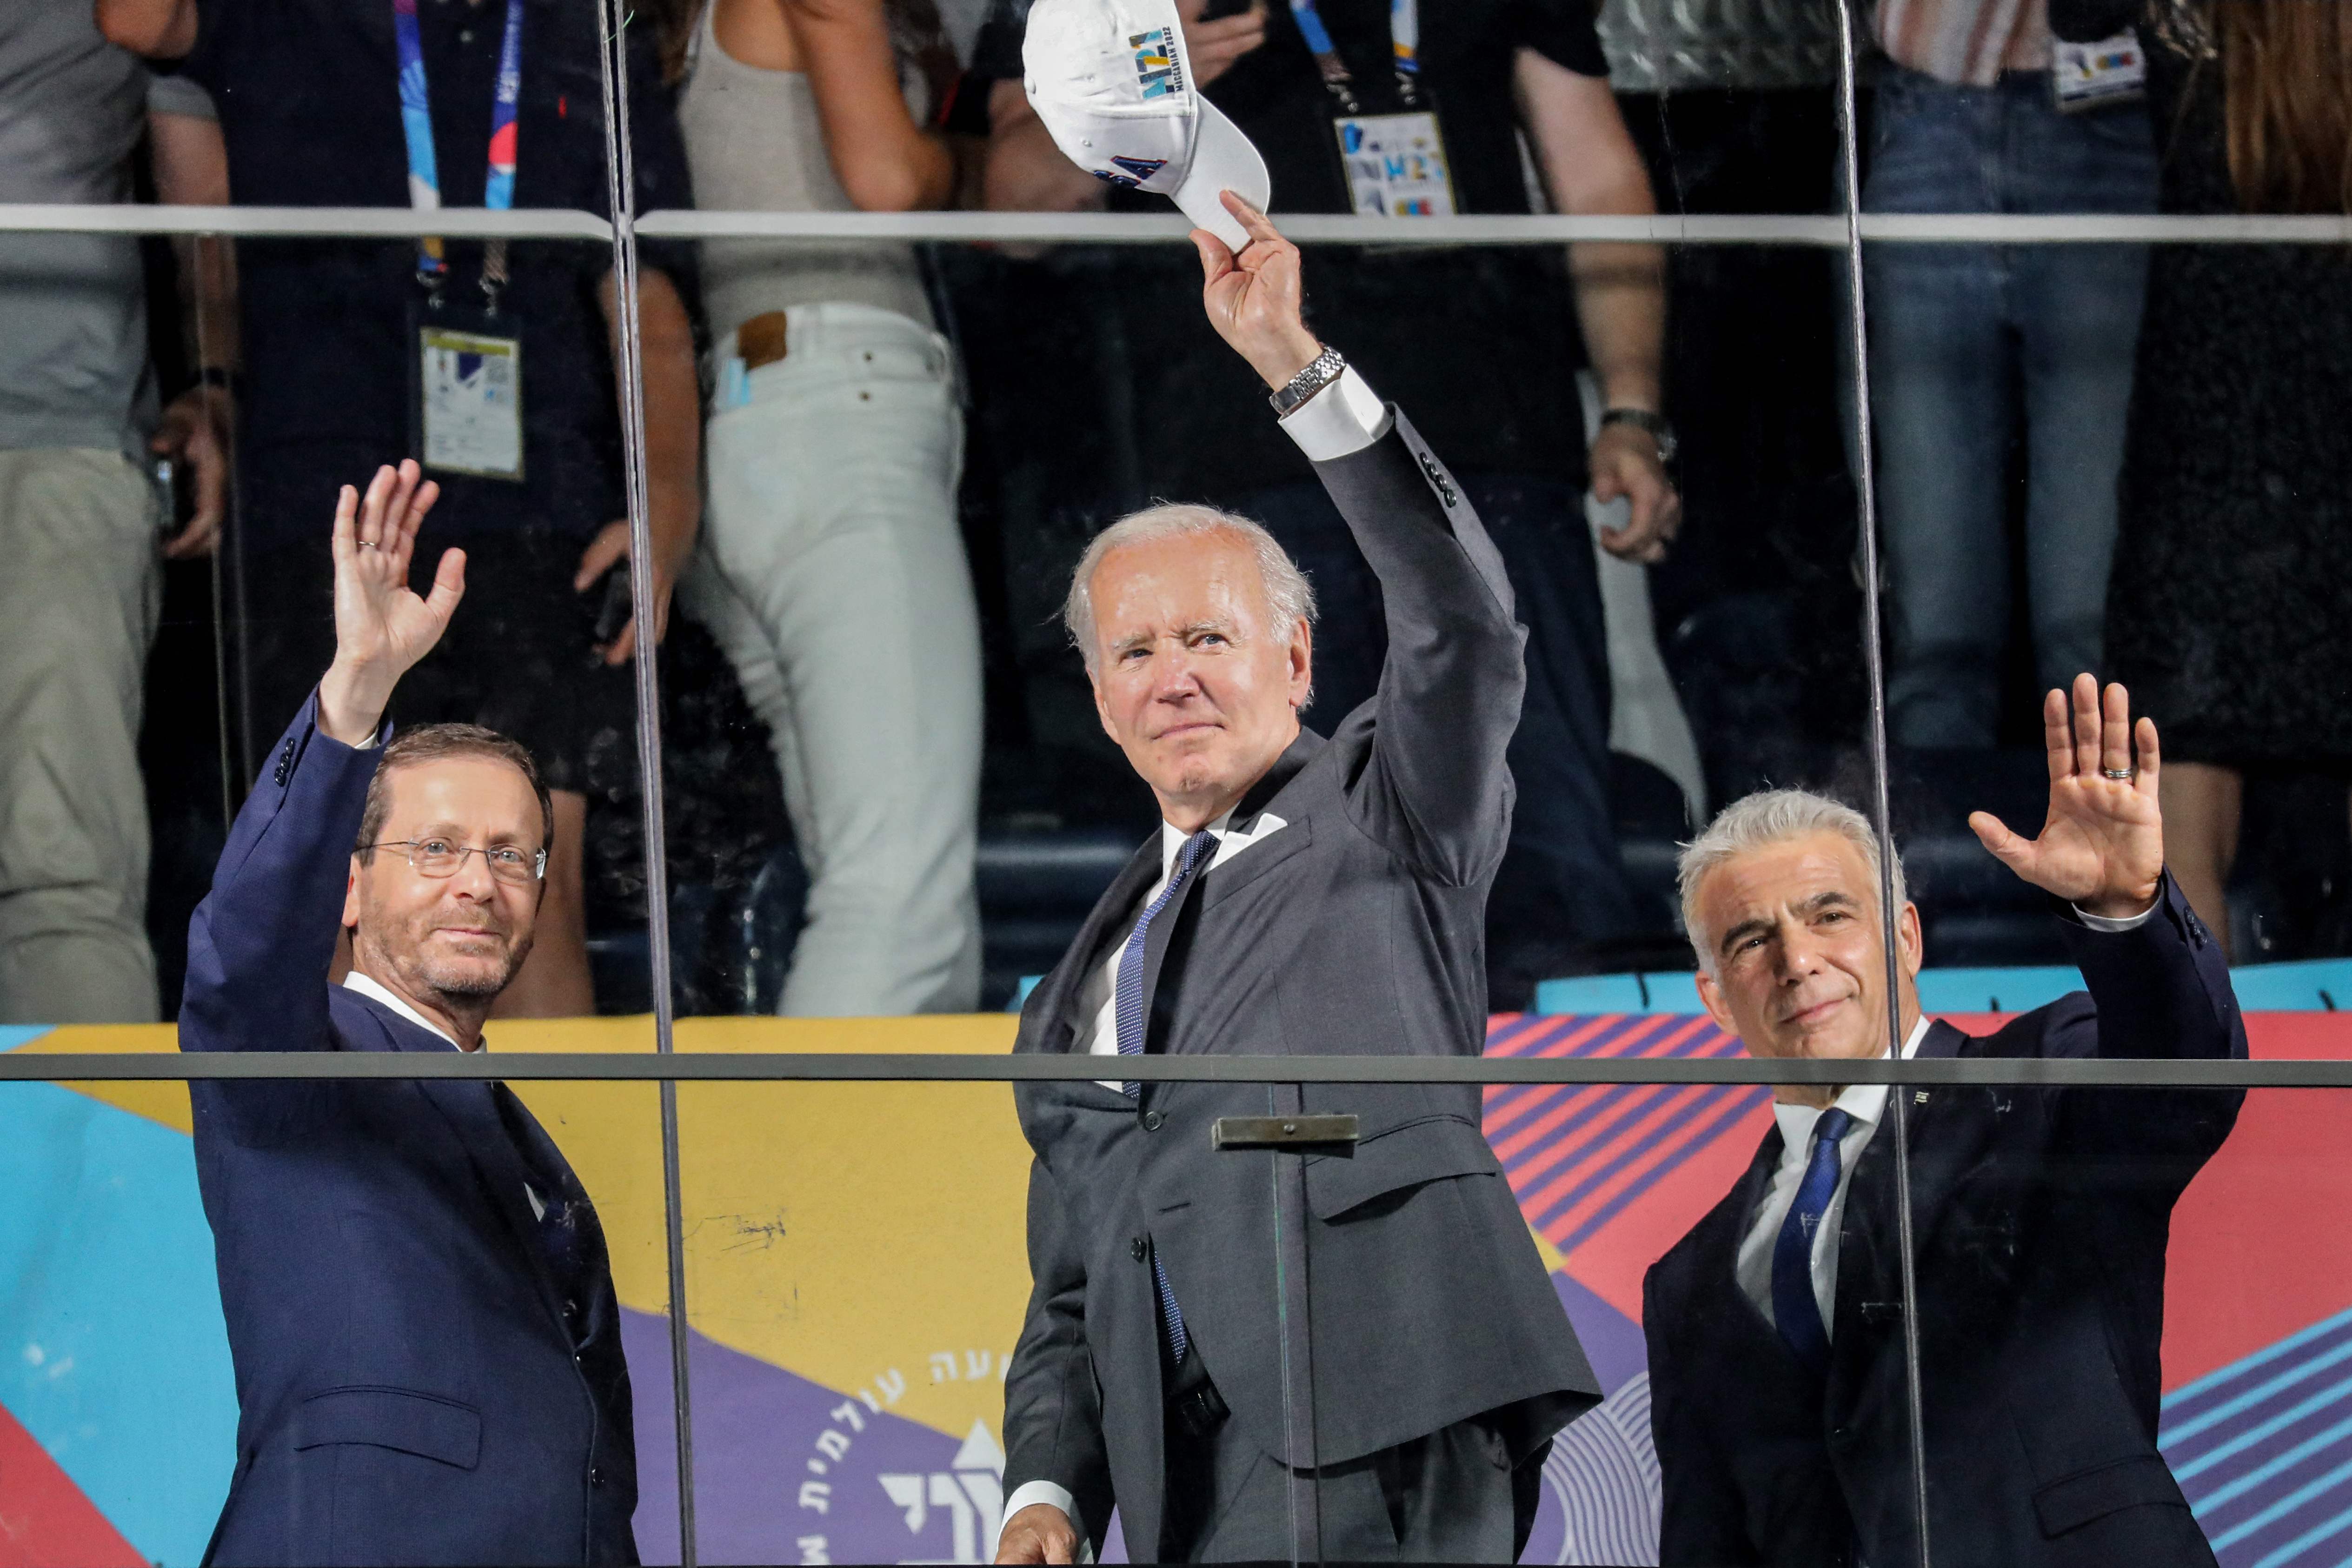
[
  {"xmin": 1645, "ymin": 875, "xmax": 2246, "ymax": 1568},
  {"xmin": 182, "ymin": 696, "xmax": 637, "ymax": 1567}
]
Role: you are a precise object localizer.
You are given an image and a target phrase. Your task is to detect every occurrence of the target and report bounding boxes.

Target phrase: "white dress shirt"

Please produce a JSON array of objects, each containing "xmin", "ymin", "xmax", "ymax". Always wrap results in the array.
[
  {"xmin": 995, "ymin": 365, "xmax": 1385, "ymax": 1558},
  {"xmin": 1733, "ymin": 898, "xmax": 2162, "ymax": 1338}
]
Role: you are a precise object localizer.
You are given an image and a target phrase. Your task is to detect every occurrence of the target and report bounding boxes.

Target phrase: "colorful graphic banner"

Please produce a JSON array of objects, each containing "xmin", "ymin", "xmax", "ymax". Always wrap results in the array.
[{"xmin": 4, "ymin": 1013, "xmax": 2350, "ymax": 1565}]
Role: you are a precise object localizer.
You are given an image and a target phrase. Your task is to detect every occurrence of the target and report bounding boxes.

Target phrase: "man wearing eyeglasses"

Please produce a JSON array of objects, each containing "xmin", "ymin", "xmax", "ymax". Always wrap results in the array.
[{"xmin": 179, "ymin": 459, "xmax": 638, "ymax": 1565}]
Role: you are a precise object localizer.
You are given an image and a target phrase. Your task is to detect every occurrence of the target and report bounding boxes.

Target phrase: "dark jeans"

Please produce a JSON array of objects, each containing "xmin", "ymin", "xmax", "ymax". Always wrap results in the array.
[
  {"xmin": 1236, "ymin": 472, "xmax": 1633, "ymax": 1005},
  {"xmin": 1859, "ymin": 66, "xmax": 2158, "ymax": 747}
]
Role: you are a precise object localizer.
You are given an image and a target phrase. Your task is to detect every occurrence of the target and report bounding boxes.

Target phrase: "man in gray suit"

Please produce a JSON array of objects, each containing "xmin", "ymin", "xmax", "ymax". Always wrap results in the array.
[{"xmin": 994, "ymin": 193, "xmax": 1600, "ymax": 1565}]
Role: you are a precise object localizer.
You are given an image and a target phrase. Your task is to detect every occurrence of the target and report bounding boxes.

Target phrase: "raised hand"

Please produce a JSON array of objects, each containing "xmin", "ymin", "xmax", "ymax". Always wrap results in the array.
[
  {"xmin": 317, "ymin": 460, "xmax": 465, "ymax": 745},
  {"xmin": 1968, "ymin": 674, "xmax": 2164, "ymax": 921},
  {"xmin": 1191, "ymin": 191, "xmax": 1322, "ymax": 393}
]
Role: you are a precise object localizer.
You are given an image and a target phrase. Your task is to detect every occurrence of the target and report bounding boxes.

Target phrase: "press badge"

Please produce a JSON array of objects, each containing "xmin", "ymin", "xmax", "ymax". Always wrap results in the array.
[
  {"xmin": 1333, "ymin": 111, "xmax": 1458, "ymax": 218},
  {"xmin": 2053, "ymin": 31, "xmax": 2146, "ymax": 112},
  {"xmin": 416, "ymin": 320, "xmax": 524, "ymax": 481}
]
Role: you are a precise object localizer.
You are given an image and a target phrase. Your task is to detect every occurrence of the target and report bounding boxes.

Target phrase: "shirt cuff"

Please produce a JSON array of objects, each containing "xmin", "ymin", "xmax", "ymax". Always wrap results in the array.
[
  {"xmin": 2074, "ymin": 898, "xmax": 2161, "ymax": 932},
  {"xmin": 1278, "ymin": 365, "xmax": 1390, "ymax": 461},
  {"xmin": 998, "ymin": 1480, "xmax": 1090, "ymax": 1561}
]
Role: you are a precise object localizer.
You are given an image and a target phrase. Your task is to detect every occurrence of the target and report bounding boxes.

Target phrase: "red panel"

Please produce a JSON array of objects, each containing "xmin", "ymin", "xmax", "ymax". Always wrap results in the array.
[
  {"xmin": 0, "ymin": 1401, "xmax": 146, "ymax": 1568},
  {"xmin": 2162, "ymin": 1016, "xmax": 2352, "ymax": 1389}
]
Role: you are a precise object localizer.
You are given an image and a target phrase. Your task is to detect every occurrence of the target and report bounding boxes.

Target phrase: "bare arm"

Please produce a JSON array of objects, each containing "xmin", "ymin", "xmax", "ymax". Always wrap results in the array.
[
  {"xmin": 580, "ymin": 268, "xmax": 702, "ymax": 665},
  {"xmin": 95, "ymin": 0, "xmax": 198, "ymax": 56},
  {"xmin": 1514, "ymin": 48, "xmax": 1682, "ymax": 563},
  {"xmin": 149, "ymin": 107, "xmax": 238, "ymax": 558},
  {"xmin": 780, "ymin": 0, "xmax": 956, "ymax": 211}
]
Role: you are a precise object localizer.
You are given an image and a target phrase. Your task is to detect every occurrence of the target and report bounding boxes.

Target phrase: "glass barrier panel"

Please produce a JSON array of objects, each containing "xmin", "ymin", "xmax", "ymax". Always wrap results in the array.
[
  {"xmin": 0, "ymin": 1062, "xmax": 672, "ymax": 1566},
  {"xmin": 664, "ymin": 1054, "xmax": 1308, "ymax": 1567},
  {"xmin": 1902, "ymin": 1063, "xmax": 2352, "ymax": 1568}
]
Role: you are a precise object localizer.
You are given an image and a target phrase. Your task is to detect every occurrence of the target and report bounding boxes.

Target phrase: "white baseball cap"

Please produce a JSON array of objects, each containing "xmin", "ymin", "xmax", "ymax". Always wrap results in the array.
[{"xmin": 1021, "ymin": 0, "xmax": 1271, "ymax": 251}]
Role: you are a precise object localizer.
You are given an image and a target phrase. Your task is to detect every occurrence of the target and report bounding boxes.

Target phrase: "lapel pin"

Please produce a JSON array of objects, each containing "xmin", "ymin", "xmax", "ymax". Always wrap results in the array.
[{"xmin": 1914, "ymin": 1091, "xmax": 1930, "ymax": 1104}]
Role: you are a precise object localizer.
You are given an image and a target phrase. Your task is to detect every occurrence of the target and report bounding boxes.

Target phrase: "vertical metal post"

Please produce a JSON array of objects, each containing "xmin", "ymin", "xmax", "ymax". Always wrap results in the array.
[
  {"xmin": 592, "ymin": 6, "xmax": 696, "ymax": 1562},
  {"xmin": 1832, "ymin": 7, "xmax": 1933, "ymax": 1566}
]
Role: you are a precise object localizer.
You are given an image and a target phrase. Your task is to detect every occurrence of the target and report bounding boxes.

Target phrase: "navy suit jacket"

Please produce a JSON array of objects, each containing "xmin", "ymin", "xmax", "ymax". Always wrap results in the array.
[
  {"xmin": 1644, "ymin": 876, "xmax": 2246, "ymax": 1568},
  {"xmin": 181, "ymin": 695, "xmax": 637, "ymax": 1567}
]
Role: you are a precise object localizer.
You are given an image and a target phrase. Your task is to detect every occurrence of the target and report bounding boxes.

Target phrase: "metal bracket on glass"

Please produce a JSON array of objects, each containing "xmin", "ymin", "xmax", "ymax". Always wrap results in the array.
[{"xmin": 1211, "ymin": 1113, "xmax": 1360, "ymax": 1155}]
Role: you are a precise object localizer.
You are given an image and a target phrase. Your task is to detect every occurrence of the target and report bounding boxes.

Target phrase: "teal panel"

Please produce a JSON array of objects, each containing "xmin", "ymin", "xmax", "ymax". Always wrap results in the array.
[
  {"xmin": 0, "ymin": 1082, "xmax": 236, "ymax": 1564},
  {"xmin": 1531, "ymin": 973, "xmax": 1650, "ymax": 1015},
  {"xmin": 2229, "ymin": 958, "xmax": 2352, "ymax": 1012},
  {"xmin": 1914, "ymin": 965, "xmax": 2086, "ymax": 1015}
]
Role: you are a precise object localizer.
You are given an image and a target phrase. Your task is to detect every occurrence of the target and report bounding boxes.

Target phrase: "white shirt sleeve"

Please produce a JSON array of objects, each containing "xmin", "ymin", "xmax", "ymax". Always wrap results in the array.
[
  {"xmin": 998, "ymin": 1481, "xmax": 1092, "ymax": 1562},
  {"xmin": 2073, "ymin": 899, "xmax": 2163, "ymax": 932},
  {"xmin": 1277, "ymin": 366, "xmax": 1390, "ymax": 461}
]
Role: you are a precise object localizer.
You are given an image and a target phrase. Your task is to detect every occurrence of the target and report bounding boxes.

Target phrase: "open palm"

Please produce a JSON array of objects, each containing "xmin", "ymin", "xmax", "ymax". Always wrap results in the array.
[
  {"xmin": 331, "ymin": 459, "xmax": 464, "ymax": 680},
  {"xmin": 1969, "ymin": 675, "xmax": 2165, "ymax": 918}
]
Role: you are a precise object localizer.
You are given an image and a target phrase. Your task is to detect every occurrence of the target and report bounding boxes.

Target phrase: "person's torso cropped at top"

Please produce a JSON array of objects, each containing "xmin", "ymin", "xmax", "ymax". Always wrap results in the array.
[
  {"xmin": 168, "ymin": 0, "xmax": 694, "ymax": 546},
  {"xmin": 678, "ymin": 0, "xmax": 938, "ymax": 339}
]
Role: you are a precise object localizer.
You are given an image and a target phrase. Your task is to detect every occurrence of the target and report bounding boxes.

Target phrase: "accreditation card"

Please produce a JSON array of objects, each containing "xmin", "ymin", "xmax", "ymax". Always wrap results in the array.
[
  {"xmin": 415, "ymin": 320, "xmax": 525, "ymax": 481},
  {"xmin": 2053, "ymin": 31, "xmax": 2146, "ymax": 113},
  {"xmin": 1332, "ymin": 111, "xmax": 1459, "ymax": 218}
]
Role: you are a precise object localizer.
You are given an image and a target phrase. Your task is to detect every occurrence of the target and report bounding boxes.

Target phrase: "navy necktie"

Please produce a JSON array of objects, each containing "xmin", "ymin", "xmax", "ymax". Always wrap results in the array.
[
  {"xmin": 1772, "ymin": 1106, "xmax": 1854, "ymax": 1377},
  {"xmin": 1117, "ymin": 829, "xmax": 1216, "ymax": 1364}
]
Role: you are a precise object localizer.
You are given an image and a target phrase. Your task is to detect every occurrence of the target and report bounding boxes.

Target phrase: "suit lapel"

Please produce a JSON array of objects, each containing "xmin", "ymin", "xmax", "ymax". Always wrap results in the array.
[
  {"xmin": 1017, "ymin": 833, "xmax": 1161, "ymax": 1058},
  {"xmin": 1827, "ymin": 1021, "xmax": 1985, "ymax": 1401},
  {"xmin": 348, "ymin": 997, "xmax": 573, "ymax": 1334}
]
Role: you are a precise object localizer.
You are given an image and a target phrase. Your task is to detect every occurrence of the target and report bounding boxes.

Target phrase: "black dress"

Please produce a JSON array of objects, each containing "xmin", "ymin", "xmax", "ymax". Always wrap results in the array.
[{"xmin": 2064, "ymin": 0, "xmax": 2352, "ymax": 764}]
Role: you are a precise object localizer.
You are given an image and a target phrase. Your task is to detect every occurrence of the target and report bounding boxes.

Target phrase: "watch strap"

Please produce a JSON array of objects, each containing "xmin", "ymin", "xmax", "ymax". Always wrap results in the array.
[
  {"xmin": 1270, "ymin": 345, "xmax": 1346, "ymax": 418},
  {"xmin": 1600, "ymin": 407, "xmax": 1677, "ymax": 464}
]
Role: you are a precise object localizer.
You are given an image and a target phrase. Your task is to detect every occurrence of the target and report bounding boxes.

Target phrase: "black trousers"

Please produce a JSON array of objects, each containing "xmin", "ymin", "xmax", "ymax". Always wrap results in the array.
[{"xmin": 1158, "ymin": 1366, "xmax": 1548, "ymax": 1564}]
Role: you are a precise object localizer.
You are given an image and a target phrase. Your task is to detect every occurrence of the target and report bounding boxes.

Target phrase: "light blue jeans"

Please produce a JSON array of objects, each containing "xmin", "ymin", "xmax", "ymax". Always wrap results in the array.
[{"xmin": 1862, "ymin": 65, "xmax": 2157, "ymax": 747}]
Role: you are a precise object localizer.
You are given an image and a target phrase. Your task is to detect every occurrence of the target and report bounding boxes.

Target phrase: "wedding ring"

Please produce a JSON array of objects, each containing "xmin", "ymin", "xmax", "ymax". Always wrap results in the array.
[
  {"xmin": 2102, "ymin": 767, "xmax": 2135, "ymax": 781},
  {"xmin": 359, "ymin": 539, "xmax": 377, "ymax": 549}
]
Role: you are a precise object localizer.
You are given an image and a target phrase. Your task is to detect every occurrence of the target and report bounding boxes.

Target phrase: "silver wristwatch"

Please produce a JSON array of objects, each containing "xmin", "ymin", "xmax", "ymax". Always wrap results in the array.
[{"xmin": 1269, "ymin": 345, "xmax": 1346, "ymax": 417}]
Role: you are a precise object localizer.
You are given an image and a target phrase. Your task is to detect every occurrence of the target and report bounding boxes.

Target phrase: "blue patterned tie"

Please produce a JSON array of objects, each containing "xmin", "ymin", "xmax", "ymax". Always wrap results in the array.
[
  {"xmin": 1772, "ymin": 1107, "xmax": 1854, "ymax": 1377},
  {"xmin": 1118, "ymin": 829, "xmax": 1216, "ymax": 1364}
]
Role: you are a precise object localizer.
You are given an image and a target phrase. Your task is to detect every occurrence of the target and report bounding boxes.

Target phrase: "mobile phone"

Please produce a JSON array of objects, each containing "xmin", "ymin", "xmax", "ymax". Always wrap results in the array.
[{"xmin": 592, "ymin": 561, "xmax": 634, "ymax": 650}]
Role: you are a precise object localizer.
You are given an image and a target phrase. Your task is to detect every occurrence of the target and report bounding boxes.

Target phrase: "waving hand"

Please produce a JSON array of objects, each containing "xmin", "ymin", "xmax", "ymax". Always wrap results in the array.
[
  {"xmin": 1968, "ymin": 674, "xmax": 2164, "ymax": 920},
  {"xmin": 317, "ymin": 460, "xmax": 465, "ymax": 744}
]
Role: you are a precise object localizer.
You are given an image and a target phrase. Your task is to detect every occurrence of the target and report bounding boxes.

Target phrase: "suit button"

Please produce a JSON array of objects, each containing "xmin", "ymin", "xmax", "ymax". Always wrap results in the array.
[
  {"xmin": 1830, "ymin": 1425, "xmax": 1855, "ymax": 1448},
  {"xmin": 591, "ymin": 1464, "xmax": 607, "ymax": 1487},
  {"xmin": 1142, "ymin": 1110, "xmax": 1164, "ymax": 1131},
  {"xmin": 1130, "ymin": 1236, "xmax": 1147, "ymax": 1262}
]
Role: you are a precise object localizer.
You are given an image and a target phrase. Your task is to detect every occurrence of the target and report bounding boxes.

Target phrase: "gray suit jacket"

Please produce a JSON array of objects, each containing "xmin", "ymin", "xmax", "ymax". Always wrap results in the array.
[{"xmin": 1002, "ymin": 409, "xmax": 1601, "ymax": 1557}]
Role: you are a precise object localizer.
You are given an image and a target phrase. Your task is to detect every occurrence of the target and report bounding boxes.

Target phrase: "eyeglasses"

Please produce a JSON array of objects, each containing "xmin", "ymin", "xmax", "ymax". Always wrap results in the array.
[{"xmin": 361, "ymin": 838, "xmax": 547, "ymax": 885}]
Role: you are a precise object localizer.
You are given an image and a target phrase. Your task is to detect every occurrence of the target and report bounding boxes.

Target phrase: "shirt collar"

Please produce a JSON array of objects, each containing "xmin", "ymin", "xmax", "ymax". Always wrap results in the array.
[
  {"xmin": 1771, "ymin": 1014, "xmax": 1930, "ymax": 1150},
  {"xmin": 1157, "ymin": 808, "xmax": 1236, "ymax": 881},
  {"xmin": 342, "ymin": 970, "xmax": 478, "ymax": 1052}
]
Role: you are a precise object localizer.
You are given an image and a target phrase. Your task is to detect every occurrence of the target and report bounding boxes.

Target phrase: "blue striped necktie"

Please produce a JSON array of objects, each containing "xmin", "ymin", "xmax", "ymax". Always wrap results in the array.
[
  {"xmin": 1119, "ymin": 828, "xmax": 1216, "ymax": 1364},
  {"xmin": 1772, "ymin": 1107, "xmax": 1854, "ymax": 1377}
]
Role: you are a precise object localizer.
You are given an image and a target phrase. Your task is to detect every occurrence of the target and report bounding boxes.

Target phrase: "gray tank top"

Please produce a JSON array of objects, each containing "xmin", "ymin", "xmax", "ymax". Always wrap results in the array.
[{"xmin": 677, "ymin": 0, "xmax": 935, "ymax": 338}]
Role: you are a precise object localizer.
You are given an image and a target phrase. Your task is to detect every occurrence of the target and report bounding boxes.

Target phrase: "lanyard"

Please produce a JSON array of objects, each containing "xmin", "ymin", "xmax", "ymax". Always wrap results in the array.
[
  {"xmin": 1286, "ymin": 0, "xmax": 1422, "ymax": 115},
  {"xmin": 394, "ymin": 0, "xmax": 525, "ymax": 304}
]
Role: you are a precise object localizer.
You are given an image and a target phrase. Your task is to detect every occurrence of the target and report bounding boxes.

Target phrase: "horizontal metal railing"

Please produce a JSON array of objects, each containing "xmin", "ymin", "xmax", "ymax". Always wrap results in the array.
[
  {"xmin": 2, "ymin": 204, "xmax": 2348, "ymax": 245},
  {"xmin": 2, "ymin": 1050, "xmax": 2336, "ymax": 1087}
]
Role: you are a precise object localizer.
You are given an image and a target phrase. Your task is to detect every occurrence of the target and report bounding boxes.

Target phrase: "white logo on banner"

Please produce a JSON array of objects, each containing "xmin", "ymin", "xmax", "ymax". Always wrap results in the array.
[{"xmin": 879, "ymin": 1421, "xmax": 1008, "ymax": 1564}]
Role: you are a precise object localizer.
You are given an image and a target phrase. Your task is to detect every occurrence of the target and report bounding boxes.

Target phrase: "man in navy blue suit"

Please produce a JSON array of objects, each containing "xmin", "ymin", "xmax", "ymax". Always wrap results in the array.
[
  {"xmin": 1646, "ymin": 676, "xmax": 2245, "ymax": 1567},
  {"xmin": 181, "ymin": 461, "xmax": 638, "ymax": 1565}
]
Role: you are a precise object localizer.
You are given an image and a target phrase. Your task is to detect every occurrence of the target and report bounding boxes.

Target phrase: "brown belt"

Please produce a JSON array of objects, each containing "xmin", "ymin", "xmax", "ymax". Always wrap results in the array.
[{"xmin": 736, "ymin": 310, "xmax": 790, "ymax": 371}]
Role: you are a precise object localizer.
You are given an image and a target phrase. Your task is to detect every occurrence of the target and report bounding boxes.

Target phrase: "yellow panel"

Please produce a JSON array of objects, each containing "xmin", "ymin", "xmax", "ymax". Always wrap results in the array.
[{"xmin": 10, "ymin": 1013, "xmax": 1041, "ymax": 1442}]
